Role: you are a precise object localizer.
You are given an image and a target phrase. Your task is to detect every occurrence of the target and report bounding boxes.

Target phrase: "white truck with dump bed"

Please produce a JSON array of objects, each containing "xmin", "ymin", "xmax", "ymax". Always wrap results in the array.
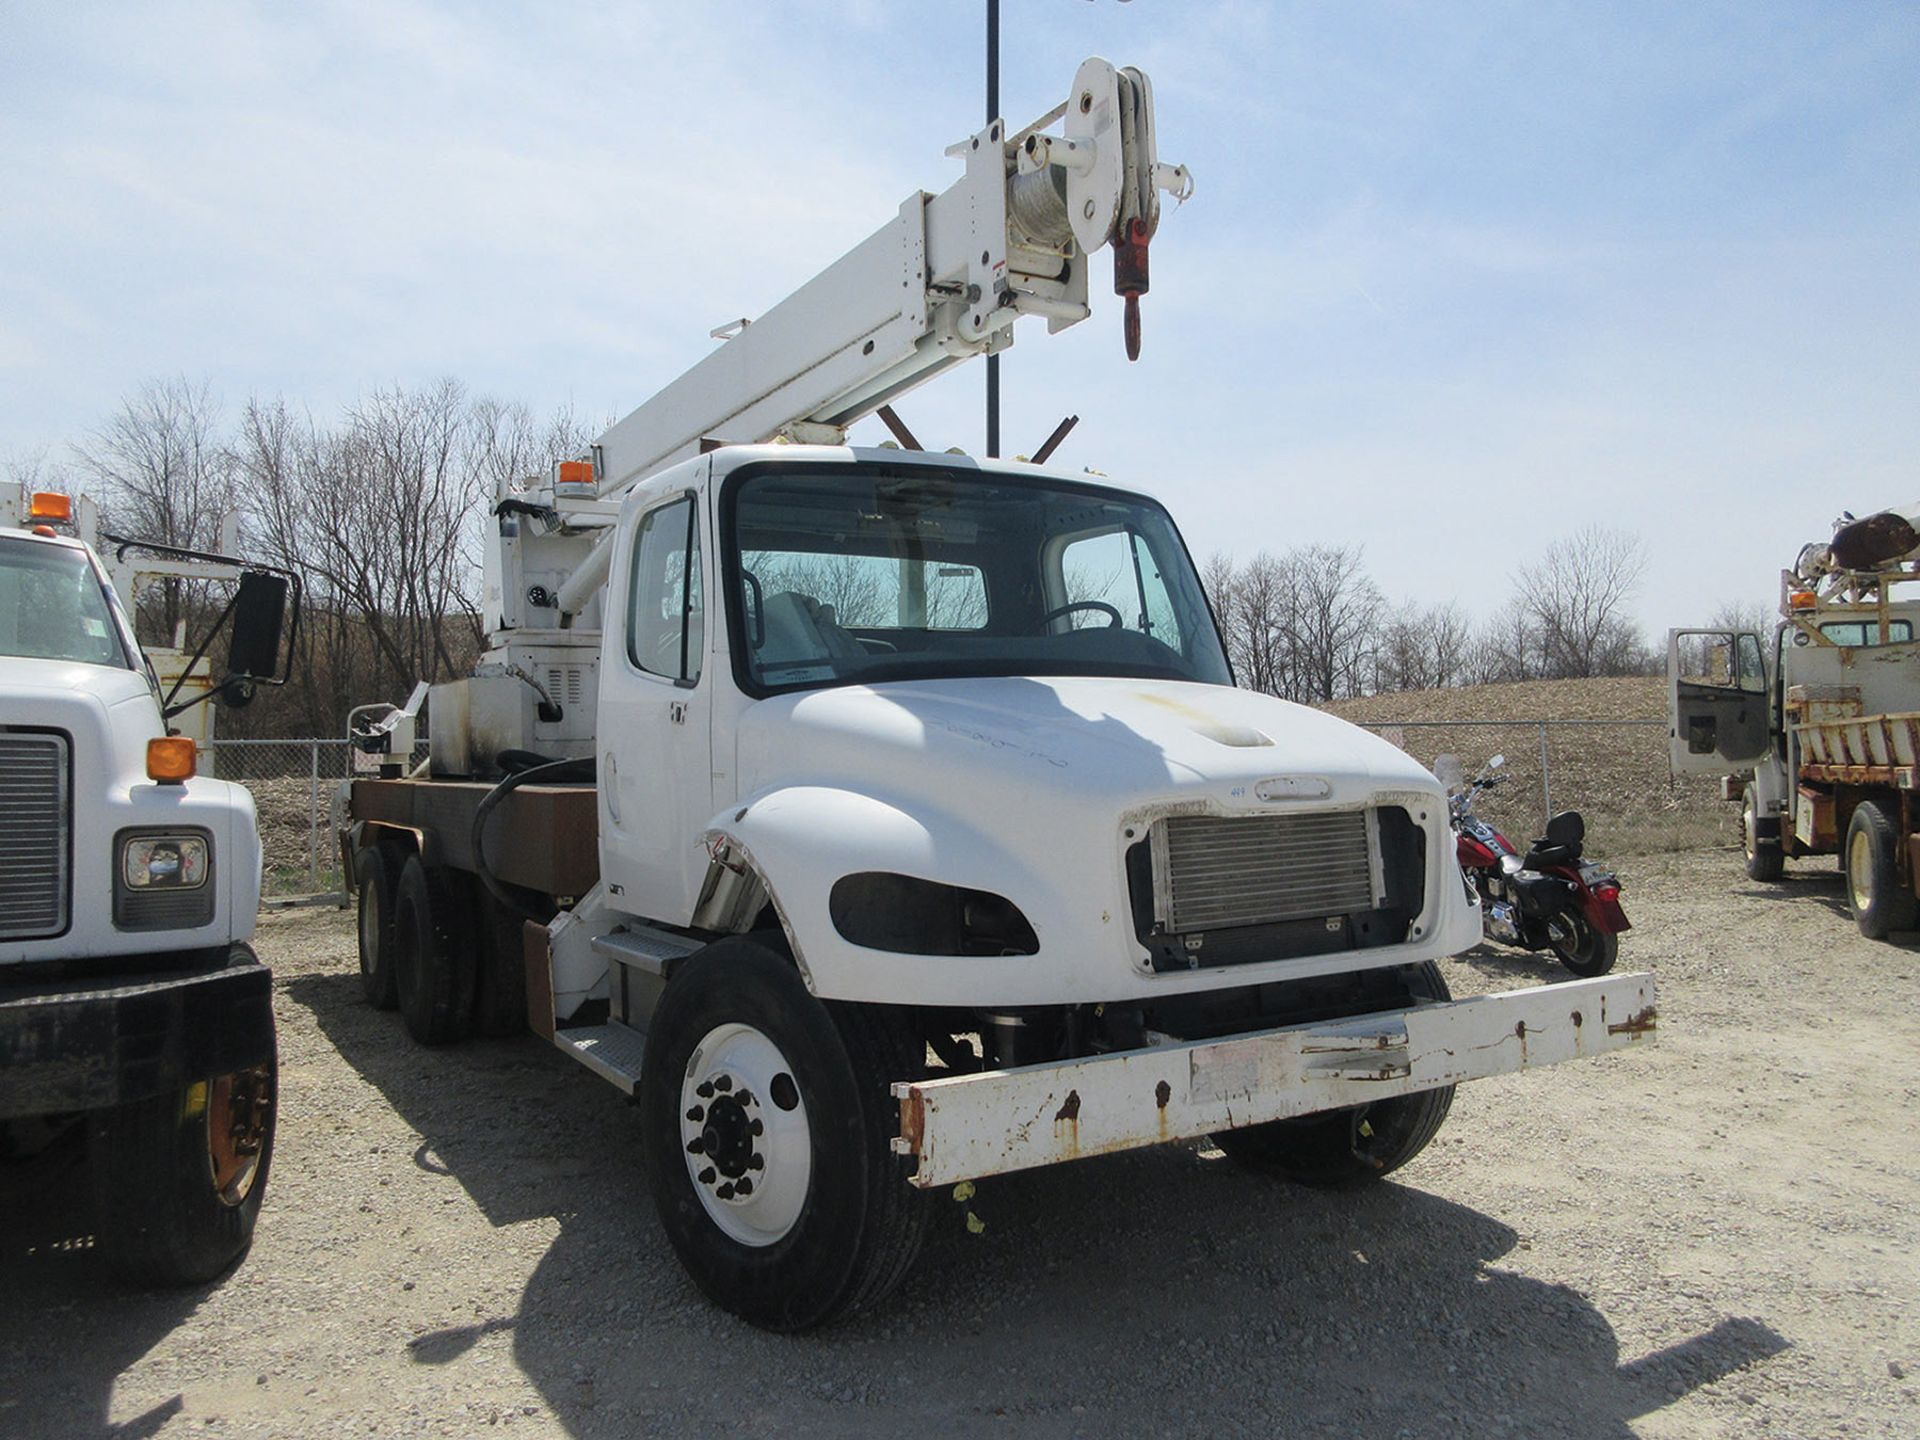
[
  {"xmin": 343, "ymin": 57, "xmax": 1658, "ymax": 1330},
  {"xmin": 1672, "ymin": 502, "xmax": 1920, "ymax": 937},
  {"xmin": 1, "ymin": 485, "xmax": 297, "ymax": 1283}
]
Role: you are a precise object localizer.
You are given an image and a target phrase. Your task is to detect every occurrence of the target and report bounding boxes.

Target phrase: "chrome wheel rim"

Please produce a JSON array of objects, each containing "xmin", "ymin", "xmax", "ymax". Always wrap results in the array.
[
  {"xmin": 1742, "ymin": 795, "xmax": 1758, "ymax": 862},
  {"xmin": 358, "ymin": 879, "xmax": 381, "ymax": 970},
  {"xmin": 679, "ymin": 1023, "xmax": 811, "ymax": 1247}
]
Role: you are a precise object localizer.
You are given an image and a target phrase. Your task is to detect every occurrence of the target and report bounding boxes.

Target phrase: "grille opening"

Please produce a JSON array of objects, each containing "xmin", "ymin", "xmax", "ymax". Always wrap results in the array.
[
  {"xmin": 1129, "ymin": 806, "xmax": 1425, "ymax": 972},
  {"xmin": 0, "ymin": 731, "xmax": 71, "ymax": 941}
]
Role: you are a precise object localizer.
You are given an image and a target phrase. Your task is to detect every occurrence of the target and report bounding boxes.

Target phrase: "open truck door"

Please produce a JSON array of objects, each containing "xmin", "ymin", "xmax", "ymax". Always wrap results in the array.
[{"xmin": 1668, "ymin": 628, "xmax": 1770, "ymax": 775}]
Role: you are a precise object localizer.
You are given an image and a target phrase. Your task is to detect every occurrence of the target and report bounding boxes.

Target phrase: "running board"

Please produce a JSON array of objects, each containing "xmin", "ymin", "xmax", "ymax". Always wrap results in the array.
[
  {"xmin": 893, "ymin": 972, "xmax": 1657, "ymax": 1189},
  {"xmin": 591, "ymin": 924, "xmax": 704, "ymax": 976},
  {"xmin": 553, "ymin": 1021, "xmax": 650, "ymax": 1094}
]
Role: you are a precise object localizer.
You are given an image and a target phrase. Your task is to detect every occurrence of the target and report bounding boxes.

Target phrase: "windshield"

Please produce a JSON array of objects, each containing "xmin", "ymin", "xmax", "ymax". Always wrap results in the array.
[
  {"xmin": 0, "ymin": 536, "xmax": 133, "ymax": 669},
  {"xmin": 723, "ymin": 464, "xmax": 1232, "ymax": 695}
]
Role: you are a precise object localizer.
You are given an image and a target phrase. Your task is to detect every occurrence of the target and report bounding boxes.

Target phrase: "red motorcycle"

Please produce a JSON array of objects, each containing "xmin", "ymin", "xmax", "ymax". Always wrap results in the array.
[{"xmin": 1438, "ymin": 755, "xmax": 1629, "ymax": 977}]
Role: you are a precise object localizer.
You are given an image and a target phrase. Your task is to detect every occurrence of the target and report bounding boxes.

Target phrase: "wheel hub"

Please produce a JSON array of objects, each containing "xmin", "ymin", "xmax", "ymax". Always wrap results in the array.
[
  {"xmin": 679, "ymin": 1024, "xmax": 810, "ymax": 1246},
  {"xmin": 208, "ymin": 1064, "xmax": 272, "ymax": 1206}
]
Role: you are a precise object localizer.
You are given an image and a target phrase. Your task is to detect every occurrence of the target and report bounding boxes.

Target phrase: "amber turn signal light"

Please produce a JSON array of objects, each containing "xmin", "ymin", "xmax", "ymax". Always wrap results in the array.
[{"xmin": 147, "ymin": 736, "xmax": 197, "ymax": 784}]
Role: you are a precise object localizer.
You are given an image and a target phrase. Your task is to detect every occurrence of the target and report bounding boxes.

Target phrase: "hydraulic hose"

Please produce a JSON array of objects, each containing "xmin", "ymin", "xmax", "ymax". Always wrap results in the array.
[{"xmin": 470, "ymin": 753, "xmax": 596, "ymax": 920}]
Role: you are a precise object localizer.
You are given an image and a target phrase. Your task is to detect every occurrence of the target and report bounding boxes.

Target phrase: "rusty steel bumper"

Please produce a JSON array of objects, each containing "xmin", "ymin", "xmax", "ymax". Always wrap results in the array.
[{"xmin": 892, "ymin": 972, "xmax": 1656, "ymax": 1188}]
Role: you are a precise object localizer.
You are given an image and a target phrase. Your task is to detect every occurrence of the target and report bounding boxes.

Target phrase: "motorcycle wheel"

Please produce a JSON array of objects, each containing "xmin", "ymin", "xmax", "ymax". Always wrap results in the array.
[{"xmin": 1549, "ymin": 908, "xmax": 1617, "ymax": 977}]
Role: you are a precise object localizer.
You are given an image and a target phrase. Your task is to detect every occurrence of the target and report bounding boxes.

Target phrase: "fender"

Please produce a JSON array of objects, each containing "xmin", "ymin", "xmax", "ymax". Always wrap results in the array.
[{"xmin": 694, "ymin": 784, "xmax": 1079, "ymax": 1006}]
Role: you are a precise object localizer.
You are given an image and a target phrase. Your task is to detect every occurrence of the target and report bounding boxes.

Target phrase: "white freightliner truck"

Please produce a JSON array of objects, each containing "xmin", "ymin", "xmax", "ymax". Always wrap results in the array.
[
  {"xmin": 344, "ymin": 59, "xmax": 1658, "ymax": 1330},
  {"xmin": 1672, "ymin": 502, "xmax": 1920, "ymax": 937},
  {"xmin": 1, "ymin": 485, "xmax": 296, "ymax": 1283}
]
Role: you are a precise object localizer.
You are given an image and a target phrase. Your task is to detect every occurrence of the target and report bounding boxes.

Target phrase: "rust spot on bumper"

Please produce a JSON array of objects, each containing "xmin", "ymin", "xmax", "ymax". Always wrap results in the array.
[
  {"xmin": 1607, "ymin": 1005, "xmax": 1658, "ymax": 1036},
  {"xmin": 1154, "ymin": 1079, "xmax": 1172, "ymax": 1109},
  {"xmin": 1054, "ymin": 1089, "xmax": 1081, "ymax": 1123},
  {"xmin": 899, "ymin": 1087, "xmax": 925, "ymax": 1153}
]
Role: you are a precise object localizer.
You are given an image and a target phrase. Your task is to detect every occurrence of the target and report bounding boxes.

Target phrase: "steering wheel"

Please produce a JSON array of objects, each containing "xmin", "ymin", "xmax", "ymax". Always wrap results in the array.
[{"xmin": 1037, "ymin": 600, "xmax": 1123, "ymax": 631}]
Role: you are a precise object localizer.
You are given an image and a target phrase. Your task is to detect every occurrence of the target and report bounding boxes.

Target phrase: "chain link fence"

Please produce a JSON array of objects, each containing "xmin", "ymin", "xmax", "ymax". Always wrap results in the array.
[
  {"xmin": 216, "ymin": 718, "xmax": 1731, "ymax": 899},
  {"xmin": 1355, "ymin": 718, "xmax": 1733, "ymax": 855},
  {"xmin": 209, "ymin": 739, "xmax": 426, "ymax": 898}
]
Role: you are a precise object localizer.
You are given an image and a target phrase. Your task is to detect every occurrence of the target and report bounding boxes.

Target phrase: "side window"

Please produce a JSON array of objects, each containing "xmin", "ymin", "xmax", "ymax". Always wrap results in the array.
[
  {"xmin": 627, "ymin": 497, "xmax": 703, "ymax": 683},
  {"xmin": 1677, "ymin": 630, "xmax": 1765, "ymax": 693},
  {"xmin": 1058, "ymin": 527, "xmax": 1181, "ymax": 649}
]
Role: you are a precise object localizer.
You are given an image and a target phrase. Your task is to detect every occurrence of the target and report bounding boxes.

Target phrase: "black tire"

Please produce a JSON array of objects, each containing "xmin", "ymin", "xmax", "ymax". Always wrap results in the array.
[
  {"xmin": 471, "ymin": 888, "xmax": 530, "ymax": 1038},
  {"xmin": 638, "ymin": 937, "xmax": 929, "ymax": 1330},
  {"xmin": 1846, "ymin": 801, "xmax": 1918, "ymax": 940},
  {"xmin": 354, "ymin": 845, "xmax": 399, "ymax": 1009},
  {"xmin": 93, "ymin": 1042, "xmax": 277, "ymax": 1287},
  {"xmin": 1741, "ymin": 784, "xmax": 1785, "ymax": 882},
  {"xmin": 1211, "ymin": 962, "xmax": 1455, "ymax": 1187},
  {"xmin": 392, "ymin": 854, "xmax": 477, "ymax": 1045},
  {"xmin": 1549, "ymin": 908, "xmax": 1619, "ymax": 978}
]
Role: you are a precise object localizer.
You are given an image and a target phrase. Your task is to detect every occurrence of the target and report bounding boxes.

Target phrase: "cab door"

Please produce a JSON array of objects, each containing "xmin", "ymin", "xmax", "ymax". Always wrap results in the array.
[
  {"xmin": 1667, "ymin": 628, "xmax": 1771, "ymax": 774},
  {"xmin": 598, "ymin": 484, "xmax": 713, "ymax": 922}
]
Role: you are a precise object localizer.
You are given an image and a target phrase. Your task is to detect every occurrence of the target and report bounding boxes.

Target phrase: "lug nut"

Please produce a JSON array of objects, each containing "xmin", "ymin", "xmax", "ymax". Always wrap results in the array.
[
  {"xmin": 685, "ymin": 1105, "xmax": 704, "ymax": 1122},
  {"xmin": 748, "ymin": 1154, "xmax": 765, "ymax": 1171},
  {"xmin": 716, "ymin": 1183, "xmax": 736, "ymax": 1200},
  {"xmin": 686, "ymin": 1136, "xmax": 705, "ymax": 1155},
  {"xmin": 734, "ymin": 1178, "xmax": 754, "ymax": 1196},
  {"xmin": 696, "ymin": 1081, "xmax": 714, "ymax": 1099},
  {"xmin": 698, "ymin": 1167, "xmax": 716, "ymax": 1185},
  {"xmin": 749, "ymin": 1118, "xmax": 764, "ymax": 1136},
  {"xmin": 735, "ymin": 1090, "xmax": 754, "ymax": 1108},
  {"xmin": 713, "ymin": 1074, "xmax": 733, "ymax": 1092}
]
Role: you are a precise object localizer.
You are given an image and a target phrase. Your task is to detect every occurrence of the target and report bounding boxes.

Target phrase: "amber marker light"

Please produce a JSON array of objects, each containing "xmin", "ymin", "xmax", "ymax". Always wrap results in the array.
[
  {"xmin": 147, "ymin": 736, "xmax": 197, "ymax": 784},
  {"xmin": 27, "ymin": 491, "xmax": 72, "ymax": 523}
]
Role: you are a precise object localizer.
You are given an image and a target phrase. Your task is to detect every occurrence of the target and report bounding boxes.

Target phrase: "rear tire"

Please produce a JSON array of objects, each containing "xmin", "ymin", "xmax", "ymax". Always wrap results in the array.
[
  {"xmin": 638, "ymin": 937, "xmax": 929, "ymax": 1330},
  {"xmin": 471, "ymin": 888, "xmax": 530, "ymax": 1038},
  {"xmin": 1846, "ymin": 801, "xmax": 1918, "ymax": 940},
  {"xmin": 94, "ymin": 1042, "xmax": 276, "ymax": 1287},
  {"xmin": 1549, "ymin": 909, "xmax": 1619, "ymax": 978},
  {"xmin": 354, "ymin": 845, "xmax": 399, "ymax": 1009},
  {"xmin": 1741, "ymin": 784, "xmax": 1785, "ymax": 882},
  {"xmin": 392, "ymin": 854, "xmax": 476, "ymax": 1045},
  {"xmin": 1211, "ymin": 962, "xmax": 1455, "ymax": 1187}
]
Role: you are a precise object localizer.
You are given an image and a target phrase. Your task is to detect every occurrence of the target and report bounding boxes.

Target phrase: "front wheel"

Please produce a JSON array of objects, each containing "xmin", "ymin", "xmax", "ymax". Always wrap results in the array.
[
  {"xmin": 1846, "ymin": 801, "xmax": 1919, "ymax": 940},
  {"xmin": 93, "ymin": 1050, "xmax": 277, "ymax": 1286},
  {"xmin": 1741, "ymin": 784, "xmax": 1785, "ymax": 882},
  {"xmin": 1549, "ymin": 907, "xmax": 1619, "ymax": 977},
  {"xmin": 1210, "ymin": 962, "xmax": 1454, "ymax": 1187},
  {"xmin": 638, "ymin": 937, "xmax": 928, "ymax": 1330}
]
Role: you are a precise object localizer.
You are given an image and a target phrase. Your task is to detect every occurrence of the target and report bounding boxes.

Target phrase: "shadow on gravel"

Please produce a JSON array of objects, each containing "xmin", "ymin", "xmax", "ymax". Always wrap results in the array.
[
  {"xmin": 290, "ymin": 969, "xmax": 1791, "ymax": 1439},
  {"xmin": 0, "ymin": 1130, "xmax": 206, "ymax": 1440}
]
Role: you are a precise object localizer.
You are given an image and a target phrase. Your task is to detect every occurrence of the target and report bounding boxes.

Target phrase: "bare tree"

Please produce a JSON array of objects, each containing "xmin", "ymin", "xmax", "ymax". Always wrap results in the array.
[
  {"xmin": 1514, "ymin": 526, "xmax": 1647, "ymax": 679},
  {"xmin": 1291, "ymin": 543, "xmax": 1383, "ymax": 701},
  {"xmin": 71, "ymin": 377, "xmax": 233, "ymax": 644}
]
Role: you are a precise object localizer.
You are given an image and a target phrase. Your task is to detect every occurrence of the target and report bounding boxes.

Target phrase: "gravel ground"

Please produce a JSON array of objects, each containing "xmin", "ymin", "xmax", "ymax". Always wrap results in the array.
[{"xmin": 3, "ymin": 847, "xmax": 1916, "ymax": 1439}]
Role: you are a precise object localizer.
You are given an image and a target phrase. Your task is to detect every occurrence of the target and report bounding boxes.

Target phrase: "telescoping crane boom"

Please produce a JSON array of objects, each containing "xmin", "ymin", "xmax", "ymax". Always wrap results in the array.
[{"xmin": 535, "ymin": 57, "xmax": 1192, "ymax": 623}]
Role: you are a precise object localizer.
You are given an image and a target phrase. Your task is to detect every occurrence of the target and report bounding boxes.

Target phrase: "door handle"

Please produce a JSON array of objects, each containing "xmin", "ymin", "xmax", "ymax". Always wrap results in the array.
[{"xmin": 669, "ymin": 701, "xmax": 688, "ymax": 725}]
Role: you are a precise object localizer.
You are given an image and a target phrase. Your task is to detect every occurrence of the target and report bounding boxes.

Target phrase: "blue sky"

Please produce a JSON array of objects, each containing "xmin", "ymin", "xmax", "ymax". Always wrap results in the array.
[{"xmin": 3, "ymin": 1, "xmax": 1915, "ymax": 635}]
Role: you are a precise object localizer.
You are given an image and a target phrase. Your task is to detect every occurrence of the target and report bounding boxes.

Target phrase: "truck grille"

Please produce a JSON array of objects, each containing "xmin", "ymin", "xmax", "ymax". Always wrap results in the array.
[
  {"xmin": 0, "ymin": 732, "xmax": 71, "ymax": 940},
  {"xmin": 1150, "ymin": 810, "xmax": 1379, "ymax": 933}
]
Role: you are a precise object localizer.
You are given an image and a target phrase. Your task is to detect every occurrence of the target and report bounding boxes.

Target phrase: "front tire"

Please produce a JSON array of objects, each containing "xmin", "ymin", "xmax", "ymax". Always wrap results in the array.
[
  {"xmin": 1210, "ymin": 962, "xmax": 1455, "ymax": 1187},
  {"xmin": 1741, "ymin": 784, "xmax": 1785, "ymax": 882},
  {"xmin": 93, "ymin": 1048, "xmax": 277, "ymax": 1287},
  {"xmin": 1549, "ymin": 907, "xmax": 1619, "ymax": 977},
  {"xmin": 638, "ymin": 937, "xmax": 929, "ymax": 1330},
  {"xmin": 1846, "ymin": 801, "xmax": 1918, "ymax": 940}
]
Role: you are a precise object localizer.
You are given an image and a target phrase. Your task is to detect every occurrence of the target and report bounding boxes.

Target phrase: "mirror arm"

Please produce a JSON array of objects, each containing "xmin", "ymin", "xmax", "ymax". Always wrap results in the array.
[{"xmin": 160, "ymin": 589, "xmax": 243, "ymax": 713}]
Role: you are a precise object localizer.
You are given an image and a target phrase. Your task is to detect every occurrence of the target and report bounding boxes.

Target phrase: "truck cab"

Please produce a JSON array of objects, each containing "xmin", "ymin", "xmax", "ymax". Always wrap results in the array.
[{"xmin": 0, "ymin": 486, "xmax": 290, "ymax": 1284}]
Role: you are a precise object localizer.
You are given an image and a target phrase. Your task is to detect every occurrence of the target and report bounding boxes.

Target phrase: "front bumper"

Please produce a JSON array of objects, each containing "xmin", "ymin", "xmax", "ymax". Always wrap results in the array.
[
  {"xmin": 893, "ymin": 972, "xmax": 1656, "ymax": 1188},
  {"xmin": 0, "ymin": 957, "xmax": 274, "ymax": 1118}
]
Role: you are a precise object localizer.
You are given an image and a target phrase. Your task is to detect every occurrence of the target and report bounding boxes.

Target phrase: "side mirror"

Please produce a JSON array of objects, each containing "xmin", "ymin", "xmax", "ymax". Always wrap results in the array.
[
  {"xmin": 1488, "ymin": 753, "xmax": 1506, "ymax": 769},
  {"xmin": 226, "ymin": 572, "xmax": 288, "ymax": 682}
]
